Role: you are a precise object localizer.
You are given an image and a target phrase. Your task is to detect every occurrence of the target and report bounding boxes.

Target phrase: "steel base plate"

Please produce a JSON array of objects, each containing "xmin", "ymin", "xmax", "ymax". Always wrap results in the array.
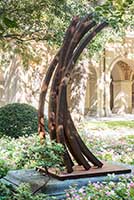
[{"xmin": 39, "ymin": 162, "xmax": 131, "ymax": 181}]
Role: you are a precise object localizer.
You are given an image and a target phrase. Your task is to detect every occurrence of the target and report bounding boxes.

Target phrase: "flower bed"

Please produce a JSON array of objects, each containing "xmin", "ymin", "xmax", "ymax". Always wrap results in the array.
[
  {"xmin": 66, "ymin": 176, "xmax": 134, "ymax": 200},
  {"xmin": 0, "ymin": 120, "xmax": 133, "ymax": 199}
]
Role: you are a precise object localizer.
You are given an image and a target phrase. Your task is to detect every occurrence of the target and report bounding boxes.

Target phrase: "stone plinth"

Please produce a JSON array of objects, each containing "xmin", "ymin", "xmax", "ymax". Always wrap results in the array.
[{"xmin": 1, "ymin": 163, "xmax": 133, "ymax": 199}]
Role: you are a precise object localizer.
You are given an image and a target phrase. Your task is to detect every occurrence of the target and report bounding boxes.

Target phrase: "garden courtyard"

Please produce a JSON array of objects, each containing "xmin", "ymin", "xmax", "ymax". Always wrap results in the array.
[{"xmin": 0, "ymin": 0, "xmax": 134, "ymax": 199}]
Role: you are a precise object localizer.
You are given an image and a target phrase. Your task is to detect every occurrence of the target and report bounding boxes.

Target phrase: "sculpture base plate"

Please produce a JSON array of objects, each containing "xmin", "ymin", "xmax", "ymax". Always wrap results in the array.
[{"xmin": 39, "ymin": 162, "xmax": 131, "ymax": 181}]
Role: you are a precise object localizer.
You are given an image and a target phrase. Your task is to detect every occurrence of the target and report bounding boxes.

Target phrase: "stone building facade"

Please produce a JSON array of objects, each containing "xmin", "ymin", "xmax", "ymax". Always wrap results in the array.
[
  {"xmin": 84, "ymin": 31, "xmax": 134, "ymax": 117},
  {"xmin": 0, "ymin": 32, "xmax": 134, "ymax": 118}
]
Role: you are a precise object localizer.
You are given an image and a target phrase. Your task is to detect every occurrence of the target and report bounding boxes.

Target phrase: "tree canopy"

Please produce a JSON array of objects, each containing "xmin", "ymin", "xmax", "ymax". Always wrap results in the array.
[
  {"xmin": 0, "ymin": 0, "xmax": 91, "ymax": 44},
  {"xmin": 0, "ymin": 0, "xmax": 134, "ymax": 69},
  {"xmin": 0, "ymin": 0, "xmax": 133, "ymax": 44}
]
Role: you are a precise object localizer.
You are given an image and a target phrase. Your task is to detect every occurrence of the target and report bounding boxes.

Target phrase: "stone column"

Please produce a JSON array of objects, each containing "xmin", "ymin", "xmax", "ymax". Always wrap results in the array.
[
  {"xmin": 88, "ymin": 79, "xmax": 97, "ymax": 115},
  {"xmin": 104, "ymin": 73, "xmax": 112, "ymax": 116},
  {"xmin": 112, "ymin": 80, "xmax": 132, "ymax": 114},
  {"xmin": 85, "ymin": 79, "xmax": 90, "ymax": 114},
  {"xmin": 97, "ymin": 71, "xmax": 105, "ymax": 117},
  {"xmin": 0, "ymin": 71, "xmax": 4, "ymax": 107}
]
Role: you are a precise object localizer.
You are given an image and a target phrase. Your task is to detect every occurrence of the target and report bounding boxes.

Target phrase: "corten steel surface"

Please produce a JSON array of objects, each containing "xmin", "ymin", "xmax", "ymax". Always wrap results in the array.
[
  {"xmin": 38, "ymin": 163, "xmax": 131, "ymax": 181},
  {"xmin": 38, "ymin": 14, "xmax": 127, "ymax": 174}
]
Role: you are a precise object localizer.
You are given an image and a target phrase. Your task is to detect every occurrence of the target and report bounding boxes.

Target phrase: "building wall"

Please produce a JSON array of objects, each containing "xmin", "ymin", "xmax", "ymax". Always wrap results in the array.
[
  {"xmin": 0, "ymin": 42, "xmax": 56, "ymax": 112},
  {"xmin": 85, "ymin": 31, "xmax": 134, "ymax": 117},
  {"xmin": 1, "ymin": 32, "xmax": 134, "ymax": 118}
]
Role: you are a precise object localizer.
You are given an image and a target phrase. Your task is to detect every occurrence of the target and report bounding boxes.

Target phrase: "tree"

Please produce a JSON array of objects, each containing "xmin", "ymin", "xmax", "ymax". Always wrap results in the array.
[
  {"xmin": 0, "ymin": 0, "xmax": 92, "ymax": 44},
  {"xmin": 0, "ymin": 0, "xmax": 134, "ymax": 45}
]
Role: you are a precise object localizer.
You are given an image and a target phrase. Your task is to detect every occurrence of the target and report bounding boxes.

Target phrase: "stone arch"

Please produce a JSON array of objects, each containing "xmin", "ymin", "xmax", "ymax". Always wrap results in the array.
[
  {"xmin": 109, "ymin": 56, "xmax": 134, "ymax": 74},
  {"xmin": 110, "ymin": 59, "xmax": 133, "ymax": 114},
  {"xmin": 110, "ymin": 60, "xmax": 123, "ymax": 111},
  {"xmin": 109, "ymin": 57, "xmax": 125, "ymax": 80},
  {"xmin": 111, "ymin": 62, "xmax": 124, "ymax": 81}
]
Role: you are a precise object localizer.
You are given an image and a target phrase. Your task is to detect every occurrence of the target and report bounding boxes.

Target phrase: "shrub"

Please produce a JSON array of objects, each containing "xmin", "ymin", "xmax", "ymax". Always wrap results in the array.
[
  {"xmin": 0, "ymin": 103, "xmax": 48, "ymax": 138},
  {"xmin": 0, "ymin": 134, "xmax": 64, "ymax": 176},
  {"xmin": 0, "ymin": 182, "xmax": 13, "ymax": 199},
  {"xmin": 16, "ymin": 136, "xmax": 64, "ymax": 170},
  {"xmin": 0, "ymin": 159, "xmax": 9, "ymax": 178},
  {"xmin": 0, "ymin": 182, "xmax": 53, "ymax": 200}
]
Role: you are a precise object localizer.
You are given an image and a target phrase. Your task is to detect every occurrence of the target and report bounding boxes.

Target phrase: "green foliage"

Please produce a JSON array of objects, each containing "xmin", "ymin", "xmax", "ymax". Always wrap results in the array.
[
  {"xmin": 0, "ymin": 182, "xmax": 52, "ymax": 200},
  {"xmin": 92, "ymin": 0, "xmax": 134, "ymax": 36},
  {"xmin": 16, "ymin": 136, "xmax": 64, "ymax": 169},
  {"xmin": 0, "ymin": 182, "xmax": 13, "ymax": 199},
  {"xmin": 66, "ymin": 176, "xmax": 134, "ymax": 200},
  {"xmin": 0, "ymin": 0, "xmax": 90, "ymax": 44},
  {"xmin": 0, "ymin": 134, "xmax": 64, "ymax": 178},
  {"xmin": 86, "ymin": 0, "xmax": 134, "ymax": 56},
  {"xmin": 0, "ymin": 159, "xmax": 9, "ymax": 178},
  {"xmin": 13, "ymin": 184, "xmax": 51, "ymax": 200},
  {"xmin": 1, "ymin": 0, "xmax": 134, "ymax": 69},
  {"xmin": 0, "ymin": 0, "xmax": 92, "ymax": 69},
  {"xmin": 0, "ymin": 103, "xmax": 48, "ymax": 138}
]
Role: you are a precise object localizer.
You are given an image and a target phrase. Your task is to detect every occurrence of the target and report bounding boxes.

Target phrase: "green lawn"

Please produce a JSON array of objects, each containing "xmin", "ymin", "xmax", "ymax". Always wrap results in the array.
[
  {"xmin": 80, "ymin": 120, "xmax": 134, "ymax": 130},
  {"xmin": 77, "ymin": 120, "xmax": 134, "ymax": 165}
]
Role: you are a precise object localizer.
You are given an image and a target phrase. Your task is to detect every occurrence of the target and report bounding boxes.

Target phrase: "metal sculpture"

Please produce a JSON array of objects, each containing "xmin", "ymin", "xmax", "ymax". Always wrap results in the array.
[{"xmin": 38, "ymin": 14, "xmax": 108, "ymax": 173}]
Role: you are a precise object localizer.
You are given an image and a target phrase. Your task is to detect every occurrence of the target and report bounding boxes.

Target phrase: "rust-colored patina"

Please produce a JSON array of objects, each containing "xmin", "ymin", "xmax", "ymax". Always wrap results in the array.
[{"xmin": 38, "ymin": 14, "xmax": 108, "ymax": 173}]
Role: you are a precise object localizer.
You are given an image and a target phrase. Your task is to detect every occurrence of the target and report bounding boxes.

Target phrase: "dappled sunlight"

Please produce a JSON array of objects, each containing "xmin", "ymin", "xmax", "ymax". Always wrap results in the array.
[{"xmin": 0, "ymin": 41, "xmax": 56, "ymax": 109}]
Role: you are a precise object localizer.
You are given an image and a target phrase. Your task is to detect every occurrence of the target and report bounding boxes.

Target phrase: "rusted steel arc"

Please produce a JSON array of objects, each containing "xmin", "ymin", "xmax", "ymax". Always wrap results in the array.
[
  {"xmin": 57, "ymin": 82, "xmax": 101, "ymax": 168},
  {"xmin": 59, "ymin": 16, "xmax": 79, "ymax": 68},
  {"xmin": 56, "ymin": 125, "xmax": 73, "ymax": 173},
  {"xmin": 38, "ymin": 15, "xmax": 109, "ymax": 170},
  {"xmin": 48, "ymin": 66, "xmax": 60, "ymax": 140},
  {"xmin": 63, "ymin": 20, "xmax": 96, "ymax": 69},
  {"xmin": 56, "ymin": 82, "xmax": 83, "ymax": 166},
  {"xmin": 55, "ymin": 86, "xmax": 78, "ymax": 168},
  {"xmin": 48, "ymin": 18, "xmax": 95, "ymax": 125},
  {"xmin": 64, "ymin": 21, "xmax": 108, "ymax": 79},
  {"xmin": 67, "ymin": 112, "xmax": 103, "ymax": 167},
  {"xmin": 38, "ymin": 53, "xmax": 59, "ymax": 138},
  {"xmin": 62, "ymin": 86, "xmax": 83, "ymax": 166},
  {"xmin": 57, "ymin": 80, "xmax": 102, "ymax": 166},
  {"xmin": 48, "ymin": 18, "xmax": 80, "ymax": 140},
  {"xmin": 56, "ymin": 81, "xmax": 91, "ymax": 170},
  {"xmin": 58, "ymin": 23, "xmax": 108, "ymax": 125},
  {"xmin": 38, "ymin": 17, "xmax": 79, "ymax": 139},
  {"xmin": 56, "ymin": 22, "xmax": 108, "ymax": 167},
  {"xmin": 65, "ymin": 126, "xmax": 91, "ymax": 170},
  {"xmin": 38, "ymin": 50, "xmax": 60, "ymax": 117},
  {"xmin": 64, "ymin": 134, "xmax": 83, "ymax": 166}
]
